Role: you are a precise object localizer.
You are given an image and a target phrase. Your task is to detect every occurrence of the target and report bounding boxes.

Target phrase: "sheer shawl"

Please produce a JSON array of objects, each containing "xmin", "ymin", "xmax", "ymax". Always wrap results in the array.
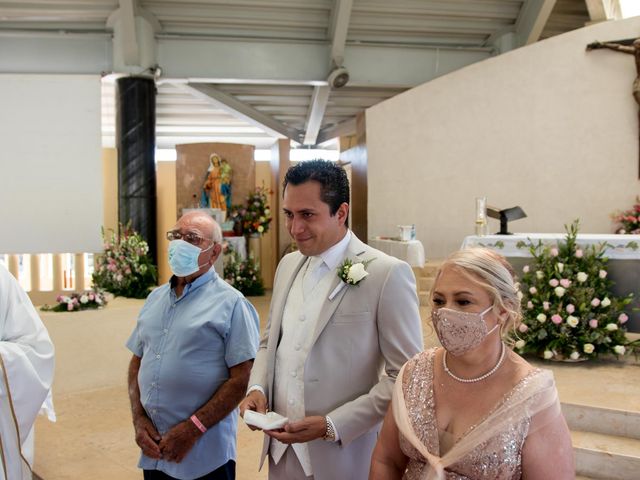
[{"xmin": 392, "ymin": 356, "xmax": 561, "ymax": 480}]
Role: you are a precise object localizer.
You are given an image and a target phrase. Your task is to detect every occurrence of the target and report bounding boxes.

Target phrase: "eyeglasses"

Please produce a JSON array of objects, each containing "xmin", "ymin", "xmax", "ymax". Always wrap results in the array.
[{"xmin": 166, "ymin": 230, "xmax": 210, "ymax": 247}]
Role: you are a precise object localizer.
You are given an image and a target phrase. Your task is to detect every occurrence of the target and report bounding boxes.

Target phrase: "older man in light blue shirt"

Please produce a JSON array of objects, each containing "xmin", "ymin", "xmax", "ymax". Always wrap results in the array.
[{"xmin": 127, "ymin": 211, "xmax": 260, "ymax": 480}]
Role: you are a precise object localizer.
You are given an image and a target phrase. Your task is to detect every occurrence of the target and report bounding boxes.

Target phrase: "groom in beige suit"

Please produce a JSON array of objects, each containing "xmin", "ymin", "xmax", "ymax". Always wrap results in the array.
[{"xmin": 240, "ymin": 160, "xmax": 423, "ymax": 479}]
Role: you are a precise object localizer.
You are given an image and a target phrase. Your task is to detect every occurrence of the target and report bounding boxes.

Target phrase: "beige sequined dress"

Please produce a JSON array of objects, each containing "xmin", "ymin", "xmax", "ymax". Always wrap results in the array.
[{"xmin": 398, "ymin": 348, "xmax": 546, "ymax": 480}]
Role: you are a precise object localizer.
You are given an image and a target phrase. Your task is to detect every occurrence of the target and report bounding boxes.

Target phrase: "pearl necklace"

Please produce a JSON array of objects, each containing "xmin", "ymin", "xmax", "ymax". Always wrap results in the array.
[{"xmin": 443, "ymin": 342, "xmax": 506, "ymax": 383}]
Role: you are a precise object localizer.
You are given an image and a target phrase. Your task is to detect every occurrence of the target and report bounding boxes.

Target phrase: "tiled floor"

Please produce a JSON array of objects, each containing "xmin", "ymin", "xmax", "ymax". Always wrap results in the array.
[{"xmin": 33, "ymin": 294, "xmax": 639, "ymax": 479}]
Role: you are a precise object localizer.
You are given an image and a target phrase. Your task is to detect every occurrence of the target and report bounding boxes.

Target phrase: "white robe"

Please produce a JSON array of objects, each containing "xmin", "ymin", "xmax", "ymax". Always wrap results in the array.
[{"xmin": 0, "ymin": 264, "xmax": 55, "ymax": 479}]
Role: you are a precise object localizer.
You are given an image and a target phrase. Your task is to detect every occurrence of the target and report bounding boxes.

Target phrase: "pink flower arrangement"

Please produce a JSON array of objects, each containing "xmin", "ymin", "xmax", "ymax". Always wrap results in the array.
[
  {"xmin": 612, "ymin": 196, "xmax": 640, "ymax": 234},
  {"xmin": 43, "ymin": 291, "xmax": 108, "ymax": 312}
]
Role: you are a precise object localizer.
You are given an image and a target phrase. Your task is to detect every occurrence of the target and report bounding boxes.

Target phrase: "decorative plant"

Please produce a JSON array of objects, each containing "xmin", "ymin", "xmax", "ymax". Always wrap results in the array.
[
  {"xmin": 223, "ymin": 246, "xmax": 265, "ymax": 296},
  {"xmin": 241, "ymin": 186, "xmax": 272, "ymax": 236},
  {"xmin": 92, "ymin": 223, "xmax": 157, "ymax": 299},
  {"xmin": 41, "ymin": 291, "xmax": 108, "ymax": 312},
  {"xmin": 513, "ymin": 220, "xmax": 637, "ymax": 361},
  {"xmin": 612, "ymin": 196, "xmax": 640, "ymax": 234}
]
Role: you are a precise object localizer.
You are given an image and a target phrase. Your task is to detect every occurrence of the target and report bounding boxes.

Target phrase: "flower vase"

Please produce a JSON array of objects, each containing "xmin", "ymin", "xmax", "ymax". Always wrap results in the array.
[{"xmin": 248, "ymin": 233, "xmax": 261, "ymax": 264}]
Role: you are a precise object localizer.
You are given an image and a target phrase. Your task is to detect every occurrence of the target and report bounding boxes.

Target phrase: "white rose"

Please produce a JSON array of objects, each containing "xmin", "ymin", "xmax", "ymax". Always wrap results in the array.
[
  {"xmin": 347, "ymin": 262, "xmax": 369, "ymax": 284},
  {"xmin": 554, "ymin": 286, "xmax": 566, "ymax": 297},
  {"xmin": 529, "ymin": 287, "xmax": 537, "ymax": 294},
  {"xmin": 570, "ymin": 351, "xmax": 580, "ymax": 360},
  {"xmin": 566, "ymin": 315, "xmax": 579, "ymax": 327},
  {"xmin": 543, "ymin": 350, "xmax": 553, "ymax": 359},
  {"xmin": 606, "ymin": 323, "xmax": 618, "ymax": 331},
  {"xmin": 517, "ymin": 291, "xmax": 524, "ymax": 300},
  {"xmin": 80, "ymin": 295, "xmax": 89, "ymax": 304},
  {"xmin": 601, "ymin": 297, "xmax": 611, "ymax": 307},
  {"xmin": 523, "ymin": 265, "xmax": 530, "ymax": 273},
  {"xmin": 576, "ymin": 272, "xmax": 588, "ymax": 283},
  {"xmin": 613, "ymin": 345, "xmax": 626, "ymax": 355},
  {"xmin": 599, "ymin": 270, "xmax": 607, "ymax": 279},
  {"xmin": 583, "ymin": 343, "xmax": 595, "ymax": 354},
  {"xmin": 515, "ymin": 340, "xmax": 526, "ymax": 349},
  {"xmin": 557, "ymin": 263, "xmax": 564, "ymax": 273},
  {"xmin": 536, "ymin": 313, "xmax": 547, "ymax": 323},
  {"xmin": 536, "ymin": 271, "xmax": 544, "ymax": 280}
]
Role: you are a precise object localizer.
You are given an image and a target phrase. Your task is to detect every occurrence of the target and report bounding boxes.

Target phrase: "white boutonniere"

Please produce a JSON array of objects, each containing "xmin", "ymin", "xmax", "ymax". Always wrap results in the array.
[{"xmin": 329, "ymin": 258, "xmax": 375, "ymax": 300}]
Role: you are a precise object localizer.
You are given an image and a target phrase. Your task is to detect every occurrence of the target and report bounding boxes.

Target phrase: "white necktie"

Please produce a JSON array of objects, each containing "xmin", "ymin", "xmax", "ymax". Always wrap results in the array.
[{"xmin": 302, "ymin": 256, "xmax": 323, "ymax": 299}]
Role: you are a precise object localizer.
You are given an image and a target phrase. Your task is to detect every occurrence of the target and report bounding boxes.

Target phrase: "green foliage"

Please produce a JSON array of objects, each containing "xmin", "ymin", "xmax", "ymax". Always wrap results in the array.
[
  {"xmin": 223, "ymin": 248, "xmax": 265, "ymax": 296},
  {"xmin": 91, "ymin": 224, "xmax": 157, "ymax": 299},
  {"xmin": 513, "ymin": 220, "xmax": 637, "ymax": 361}
]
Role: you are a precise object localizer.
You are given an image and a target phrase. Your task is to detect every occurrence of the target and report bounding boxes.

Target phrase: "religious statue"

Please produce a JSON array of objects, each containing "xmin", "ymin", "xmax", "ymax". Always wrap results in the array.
[
  {"xmin": 202, "ymin": 153, "xmax": 227, "ymax": 211},
  {"xmin": 220, "ymin": 157, "xmax": 233, "ymax": 211},
  {"xmin": 587, "ymin": 38, "xmax": 640, "ymax": 177}
]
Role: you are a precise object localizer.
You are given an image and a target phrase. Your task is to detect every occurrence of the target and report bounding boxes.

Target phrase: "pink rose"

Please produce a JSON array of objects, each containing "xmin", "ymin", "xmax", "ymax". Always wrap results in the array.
[
  {"xmin": 575, "ymin": 249, "xmax": 583, "ymax": 258},
  {"xmin": 543, "ymin": 301, "xmax": 550, "ymax": 311},
  {"xmin": 67, "ymin": 303, "xmax": 74, "ymax": 311},
  {"xmin": 526, "ymin": 301, "xmax": 534, "ymax": 309},
  {"xmin": 566, "ymin": 304, "xmax": 575, "ymax": 314},
  {"xmin": 560, "ymin": 279, "xmax": 571, "ymax": 288},
  {"xmin": 549, "ymin": 279, "xmax": 559, "ymax": 287},
  {"xmin": 518, "ymin": 323, "xmax": 529, "ymax": 333},
  {"xmin": 591, "ymin": 298, "xmax": 601, "ymax": 307},
  {"xmin": 529, "ymin": 287, "xmax": 537, "ymax": 295},
  {"xmin": 550, "ymin": 247, "xmax": 559, "ymax": 257},
  {"xmin": 618, "ymin": 313, "xmax": 629, "ymax": 324},
  {"xmin": 589, "ymin": 319, "xmax": 598, "ymax": 328},
  {"xmin": 551, "ymin": 314, "xmax": 563, "ymax": 324}
]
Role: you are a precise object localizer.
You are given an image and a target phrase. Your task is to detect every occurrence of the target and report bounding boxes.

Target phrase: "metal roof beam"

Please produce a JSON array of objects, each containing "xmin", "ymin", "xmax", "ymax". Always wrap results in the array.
[
  {"xmin": 316, "ymin": 117, "xmax": 356, "ymax": 145},
  {"xmin": 515, "ymin": 0, "xmax": 557, "ymax": 46},
  {"xmin": 328, "ymin": 0, "xmax": 353, "ymax": 67},
  {"xmin": 0, "ymin": 34, "xmax": 490, "ymax": 86},
  {"xmin": 181, "ymin": 82, "xmax": 301, "ymax": 142},
  {"xmin": 302, "ymin": 85, "xmax": 330, "ymax": 145}
]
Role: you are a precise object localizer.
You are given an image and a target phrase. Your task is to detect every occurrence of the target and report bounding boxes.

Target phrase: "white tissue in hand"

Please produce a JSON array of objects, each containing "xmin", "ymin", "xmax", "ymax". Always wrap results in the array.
[{"xmin": 243, "ymin": 411, "xmax": 288, "ymax": 430}]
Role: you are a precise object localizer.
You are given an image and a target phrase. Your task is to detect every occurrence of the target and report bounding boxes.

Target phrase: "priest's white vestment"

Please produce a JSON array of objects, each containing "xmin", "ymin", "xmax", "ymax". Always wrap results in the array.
[{"xmin": 0, "ymin": 264, "xmax": 54, "ymax": 479}]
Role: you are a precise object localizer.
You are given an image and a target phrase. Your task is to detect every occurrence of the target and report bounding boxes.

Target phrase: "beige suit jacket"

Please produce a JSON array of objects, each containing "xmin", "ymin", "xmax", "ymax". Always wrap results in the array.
[{"xmin": 249, "ymin": 233, "xmax": 423, "ymax": 479}]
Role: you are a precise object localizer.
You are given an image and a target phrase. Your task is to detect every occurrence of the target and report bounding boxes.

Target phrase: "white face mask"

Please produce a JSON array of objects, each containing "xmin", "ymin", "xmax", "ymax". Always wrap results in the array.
[
  {"xmin": 167, "ymin": 239, "xmax": 213, "ymax": 277},
  {"xmin": 431, "ymin": 306, "xmax": 499, "ymax": 356}
]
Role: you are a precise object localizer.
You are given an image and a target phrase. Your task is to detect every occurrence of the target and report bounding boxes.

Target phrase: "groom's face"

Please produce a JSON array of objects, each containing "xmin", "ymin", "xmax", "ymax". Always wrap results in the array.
[{"xmin": 283, "ymin": 180, "xmax": 348, "ymax": 256}]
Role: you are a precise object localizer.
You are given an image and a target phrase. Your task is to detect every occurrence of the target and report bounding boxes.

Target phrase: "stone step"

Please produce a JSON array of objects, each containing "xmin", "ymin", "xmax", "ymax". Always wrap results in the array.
[
  {"xmin": 412, "ymin": 262, "xmax": 441, "ymax": 279},
  {"xmin": 572, "ymin": 430, "xmax": 640, "ymax": 480},
  {"xmin": 563, "ymin": 403, "xmax": 640, "ymax": 440},
  {"xmin": 418, "ymin": 290, "xmax": 430, "ymax": 307},
  {"xmin": 418, "ymin": 276, "xmax": 435, "ymax": 292}
]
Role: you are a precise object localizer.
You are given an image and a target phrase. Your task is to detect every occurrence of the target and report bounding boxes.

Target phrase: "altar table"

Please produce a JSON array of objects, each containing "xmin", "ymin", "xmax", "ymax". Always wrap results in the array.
[
  {"xmin": 368, "ymin": 238, "xmax": 426, "ymax": 267},
  {"xmin": 462, "ymin": 233, "xmax": 640, "ymax": 332}
]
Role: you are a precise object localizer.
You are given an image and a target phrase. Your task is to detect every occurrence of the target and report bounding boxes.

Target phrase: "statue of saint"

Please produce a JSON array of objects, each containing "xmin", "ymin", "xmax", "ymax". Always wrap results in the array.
[
  {"xmin": 203, "ymin": 153, "xmax": 227, "ymax": 211},
  {"xmin": 220, "ymin": 157, "xmax": 233, "ymax": 211}
]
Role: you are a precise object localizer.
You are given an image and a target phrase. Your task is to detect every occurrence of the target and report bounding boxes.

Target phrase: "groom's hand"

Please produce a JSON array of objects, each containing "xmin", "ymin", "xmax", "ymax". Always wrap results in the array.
[
  {"xmin": 239, "ymin": 390, "xmax": 268, "ymax": 431},
  {"xmin": 265, "ymin": 415, "xmax": 326, "ymax": 444}
]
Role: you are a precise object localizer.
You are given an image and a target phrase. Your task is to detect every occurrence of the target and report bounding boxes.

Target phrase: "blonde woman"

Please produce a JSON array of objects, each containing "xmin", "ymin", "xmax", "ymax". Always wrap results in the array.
[{"xmin": 370, "ymin": 248, "xmax": 574, "ymax": 479}]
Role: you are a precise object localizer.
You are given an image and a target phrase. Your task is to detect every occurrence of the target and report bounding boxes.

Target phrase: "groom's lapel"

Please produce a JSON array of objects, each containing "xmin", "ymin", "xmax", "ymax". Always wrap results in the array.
[{"xmin": 310, "ymin": 235, "xmax": 368, "ymax": 346}]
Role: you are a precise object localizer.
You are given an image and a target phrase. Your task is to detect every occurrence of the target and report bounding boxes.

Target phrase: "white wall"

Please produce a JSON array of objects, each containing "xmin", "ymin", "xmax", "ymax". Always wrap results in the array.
[
  {"xmin": 0, "ymin": 74, "xmax": 103, "ymax": 254},
  {"xmin": 367, "ymin": 17, "xmax": 640, "ymax": 259}
]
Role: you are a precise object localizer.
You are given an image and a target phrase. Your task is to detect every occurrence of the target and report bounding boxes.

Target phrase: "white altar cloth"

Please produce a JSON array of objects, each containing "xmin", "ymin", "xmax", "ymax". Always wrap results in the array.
[
  {"xmin": 368, "ymin": 238, "xmax": 425, "ymax": 267},
  {"xmin": 461, "ymin": 234, "xmax": 640, "ymax": 260}
]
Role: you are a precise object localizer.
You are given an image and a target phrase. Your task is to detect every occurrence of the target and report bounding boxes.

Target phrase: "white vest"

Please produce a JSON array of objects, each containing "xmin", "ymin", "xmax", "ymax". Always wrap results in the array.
[{"xmin": 270, "ymin": 258, "xmax": 335, "ymax": 475}]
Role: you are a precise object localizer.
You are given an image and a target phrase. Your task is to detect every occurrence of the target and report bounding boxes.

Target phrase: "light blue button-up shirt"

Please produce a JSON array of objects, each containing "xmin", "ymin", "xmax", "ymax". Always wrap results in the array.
[{"xmin": 126, "ymin": 269, "xmax": 260, "ymax": 480}]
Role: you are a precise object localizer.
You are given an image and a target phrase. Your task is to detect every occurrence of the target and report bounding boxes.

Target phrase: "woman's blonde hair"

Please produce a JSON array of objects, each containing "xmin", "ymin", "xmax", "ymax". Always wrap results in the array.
[{"xmin": 431, "ymin": 247, "xmax": 522, "ymax": 342}]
